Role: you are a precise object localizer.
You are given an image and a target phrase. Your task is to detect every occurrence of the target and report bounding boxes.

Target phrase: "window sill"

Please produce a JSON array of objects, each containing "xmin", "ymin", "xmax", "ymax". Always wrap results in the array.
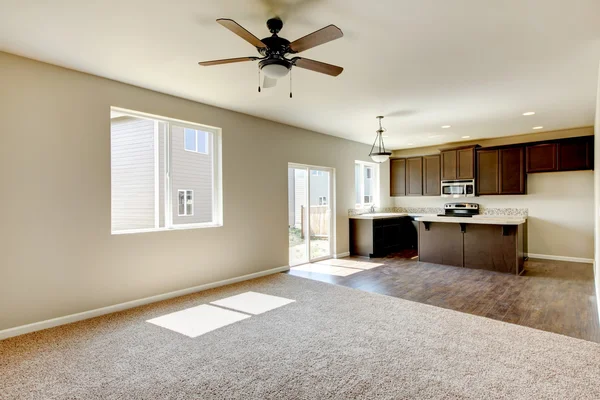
[{"xmin": 111, "ymin": 223, "xmax": 223, "ymax": 236}]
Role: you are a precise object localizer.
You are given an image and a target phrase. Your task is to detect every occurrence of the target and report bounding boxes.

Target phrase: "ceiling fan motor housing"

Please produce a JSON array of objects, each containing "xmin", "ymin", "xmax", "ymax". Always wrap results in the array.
[{"xmin": 266, "ymin": 17, "xmax": 284, "ymax": 34}]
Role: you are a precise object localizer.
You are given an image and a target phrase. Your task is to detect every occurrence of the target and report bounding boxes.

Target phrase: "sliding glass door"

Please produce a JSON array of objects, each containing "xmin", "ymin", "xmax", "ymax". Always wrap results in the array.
[{"xmin": 288, "ymin": 164, "xmax": 334, "ymax": 266}]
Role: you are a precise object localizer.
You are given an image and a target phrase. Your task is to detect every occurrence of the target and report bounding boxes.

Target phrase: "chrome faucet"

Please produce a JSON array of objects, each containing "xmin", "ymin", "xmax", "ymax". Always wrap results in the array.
[{"xmin": 370, "ymin": 205, "xmax": 376, "ymax": 213}]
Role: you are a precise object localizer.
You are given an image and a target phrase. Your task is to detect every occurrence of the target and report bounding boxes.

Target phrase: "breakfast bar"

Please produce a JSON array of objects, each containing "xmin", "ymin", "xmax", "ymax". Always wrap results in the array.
[{"xmin": 415, "ymin": 214, "xmax": 525, "ymax": 275}]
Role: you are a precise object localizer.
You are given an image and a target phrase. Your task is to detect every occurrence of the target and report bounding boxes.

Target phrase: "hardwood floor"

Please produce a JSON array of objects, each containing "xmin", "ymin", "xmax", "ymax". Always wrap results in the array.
[{"xmin": 287, "ymin": 251, "xmax": 600, "ymax": 343}]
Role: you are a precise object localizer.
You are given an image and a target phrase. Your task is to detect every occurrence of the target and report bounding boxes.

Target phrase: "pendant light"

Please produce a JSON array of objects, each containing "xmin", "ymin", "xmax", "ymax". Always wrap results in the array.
[{"xmin": 369, "ymin": 116, "xmax": 392, "ymax": 163}]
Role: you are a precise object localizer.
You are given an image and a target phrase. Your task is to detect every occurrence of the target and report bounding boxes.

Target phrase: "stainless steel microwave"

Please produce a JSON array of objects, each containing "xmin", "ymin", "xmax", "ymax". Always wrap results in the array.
[{"xmin": 441, "ymin": 179, "xmax": 475, "ymax": 198}]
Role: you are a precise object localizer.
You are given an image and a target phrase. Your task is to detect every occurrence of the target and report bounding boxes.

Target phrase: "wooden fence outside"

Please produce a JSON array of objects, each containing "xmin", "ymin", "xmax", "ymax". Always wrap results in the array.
[{"xmin": 300, "ymin": 205, "xmax": 330, "ymax": 238}]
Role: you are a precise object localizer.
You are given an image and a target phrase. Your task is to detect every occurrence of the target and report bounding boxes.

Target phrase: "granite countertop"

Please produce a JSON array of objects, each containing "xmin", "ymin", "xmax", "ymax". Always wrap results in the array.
[
  {"xmin": 349, "ymin": 213, "xmax": 440, "ymax": 220},
  {"xmin": 349, "ymin": 213, "xmax": 409, "ymax": 220},
  {"xmin": 415, "ymin": 215, "xmax": 526, "ymax": 225}
]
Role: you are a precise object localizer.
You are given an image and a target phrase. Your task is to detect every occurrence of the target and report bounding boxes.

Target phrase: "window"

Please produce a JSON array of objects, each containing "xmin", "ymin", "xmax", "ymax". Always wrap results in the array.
[
  {"xmin": 355, "ymin": 161, "xmax": 379, "ymax": 208},
  {"xmin": 311, "ymin": 170, "xmax": 325, "ymax": 176},
  {"xmin": 318, "ymin": 196, "xmax": 328, "ymax": 206},
  {"xmin": 184, "ymin": 128, "xmax": 209, "ymax": 154},
  {"xmin": 178, "ymin": 190, "xmax": 194, "ymax": 216},
  {"xmin": 110, "ymin": 107, "xmax": 222, "ymax": 234}
]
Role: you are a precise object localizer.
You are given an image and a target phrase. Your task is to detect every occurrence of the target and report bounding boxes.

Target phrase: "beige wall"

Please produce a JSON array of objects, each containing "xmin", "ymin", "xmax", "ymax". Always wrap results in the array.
[
  {"xmin": 391, "ymin": 128, "xmax": 595, "ymax": 260},
  {"xmin": 0, "ymin": 52, "xmax": 390, "ymax": 331},
  {"xmin": 594, "ymin": 62, "xmax": 600, "ymax": 309}
]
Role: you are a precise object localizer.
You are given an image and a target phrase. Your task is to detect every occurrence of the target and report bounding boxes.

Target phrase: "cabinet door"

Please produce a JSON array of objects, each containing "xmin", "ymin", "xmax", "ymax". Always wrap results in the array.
[
  {"xmin": 526, "ymin": 143, "xmax": 557, "ymax": 173},
  {"xmin": 441, "ymin": 150, "xmax": 457, "ymax": 180},
  {"xmin": 558, "ymin": 138, "xmax": 592, "ymax": 171},
  {"xmin": 390, "ymin": 158, "xmax": 406, "ymax": 196},
  {"xmin": 423, "ymin": 155, "xmax": 441, "ymax": 196},
  {"xmin": 477, "ymin": 149, "xmax": 499, "ymax": 195},
  {"xmin": 406, "ymin": 157, "xmax": 423, "ymax": 196},
  {"xmin": 499, "ymin": 147, "xmax": 525, "ymax": 194},
  {"xmin": 457, "ymin": 148, "xmax": 475, "ymax": 179}
]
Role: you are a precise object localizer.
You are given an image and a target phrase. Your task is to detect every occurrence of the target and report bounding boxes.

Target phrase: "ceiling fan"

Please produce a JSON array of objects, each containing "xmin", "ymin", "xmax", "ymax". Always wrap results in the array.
[{"xmin": 199, "ymin": 17, "xmax": 344, "ymax": 95}]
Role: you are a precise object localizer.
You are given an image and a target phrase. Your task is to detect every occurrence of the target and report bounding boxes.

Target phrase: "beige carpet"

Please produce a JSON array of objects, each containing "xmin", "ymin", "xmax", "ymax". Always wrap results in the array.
[{"xmin": 1, "ymin": 273, "xmax": 600, "ymax": 399}]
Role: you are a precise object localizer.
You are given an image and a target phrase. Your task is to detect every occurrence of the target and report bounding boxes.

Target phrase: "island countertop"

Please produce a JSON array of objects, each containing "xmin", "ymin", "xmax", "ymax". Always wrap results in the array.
[
  {"xmin": 415, "ymin": 215, "xmax": 526, "ymax": 225},
  {"xmin": 349, "ymin": 213, "xmax": 438, "ymax": 220}
]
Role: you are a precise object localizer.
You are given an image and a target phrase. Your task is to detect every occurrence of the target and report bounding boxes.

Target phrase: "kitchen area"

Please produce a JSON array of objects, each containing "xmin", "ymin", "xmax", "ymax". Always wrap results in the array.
[{"xmin": 349, "ymin": 131, "xmax": 594, "ymax": 275}]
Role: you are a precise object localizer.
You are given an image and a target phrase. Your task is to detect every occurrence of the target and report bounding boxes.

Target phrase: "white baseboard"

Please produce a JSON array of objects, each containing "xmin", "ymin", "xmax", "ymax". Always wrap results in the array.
[
  {"xmin": 334, "ymin": 252, "xmax": 350, "ymax": 259},
  {"xmin": 527, "ymin": 253, "xmax": 593, "ymax": 264},
  {"xmin": 0, "ymin": 265, "xmax": 290, "ymax": 341}
]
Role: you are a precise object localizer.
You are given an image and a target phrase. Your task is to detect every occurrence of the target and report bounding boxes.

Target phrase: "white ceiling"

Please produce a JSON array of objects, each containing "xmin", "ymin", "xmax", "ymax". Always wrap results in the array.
[{"xmin": 1, "ymin": 0, "xmax": 599, "ymax": 149}]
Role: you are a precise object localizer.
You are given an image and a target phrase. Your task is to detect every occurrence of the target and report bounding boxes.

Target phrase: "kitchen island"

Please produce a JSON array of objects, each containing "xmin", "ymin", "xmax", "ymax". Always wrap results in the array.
[{"xmin": 415, "ymin": 215, "xmax": 525, "ymax": 275}]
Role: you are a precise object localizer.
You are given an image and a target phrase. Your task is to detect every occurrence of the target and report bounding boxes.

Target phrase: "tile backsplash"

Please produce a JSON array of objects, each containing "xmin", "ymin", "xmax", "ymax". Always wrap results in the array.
[{"xmin": 348, "ymin": 206, "xmax": 528, "ymax": 217}]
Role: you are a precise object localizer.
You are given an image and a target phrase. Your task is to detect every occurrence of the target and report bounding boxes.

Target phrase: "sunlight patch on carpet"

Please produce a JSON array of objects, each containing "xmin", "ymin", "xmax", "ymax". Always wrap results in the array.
[
  {"xmin": 146, "ymin": 304, "xmax": 250, "ymax": 338},
  {"xmin": 211, "ymin": 291, "xmax": 295, "ymax": 315}
]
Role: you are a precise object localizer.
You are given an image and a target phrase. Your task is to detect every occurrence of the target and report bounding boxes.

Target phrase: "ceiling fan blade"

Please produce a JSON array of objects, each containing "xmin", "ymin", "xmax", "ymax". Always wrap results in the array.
[
  {"xmin": 198, "ymin": 57, "xmax": 258, "ymax": 66},
  {"xmin": 289, "ymin": 25, "xmax": 343, "ymax": 53},
  {"xmin": 293, "ymin": 58, "xmax": 343, "ymax": 76},
  {"xmin": 216, "ymin": 18, "xmax": 267, "ymax": 49},
  {"xmin": 263, "ymin": 76, "xmax": 278, "ymax": 89}
]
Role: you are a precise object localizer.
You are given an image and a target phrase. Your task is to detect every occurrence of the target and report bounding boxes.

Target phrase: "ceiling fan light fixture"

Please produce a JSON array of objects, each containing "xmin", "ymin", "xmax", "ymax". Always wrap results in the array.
[
  {"xmin": 369, "ymin": 116, "xmax": 392, "ymax": 163},
  {"xmin": 259, "ymin": 59, "xmax": 291, "ymax": 79}
]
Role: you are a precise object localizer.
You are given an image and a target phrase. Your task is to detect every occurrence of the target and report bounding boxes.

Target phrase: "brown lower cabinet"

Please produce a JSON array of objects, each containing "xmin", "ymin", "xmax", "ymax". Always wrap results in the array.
[
  {"xmin": 350, "ymin": 217, "xmax": 415, "ymax": 257},
  {"xmin": 463, "ymin": 224, "xmax": 524, "ymax": 275},
  {"xmin": 418, "ymin": 222, "xmax": 463, "ymax": 267},
  {"xmin": 419, "ymin": 221, "xmax": 524, "ymax": 275}
]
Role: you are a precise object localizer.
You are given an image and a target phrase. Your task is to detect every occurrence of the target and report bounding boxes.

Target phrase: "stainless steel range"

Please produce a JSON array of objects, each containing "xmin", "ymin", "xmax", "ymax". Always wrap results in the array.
[{"xmin": 437, "ymin": 203, "xmax": 479, "ymax": 218}]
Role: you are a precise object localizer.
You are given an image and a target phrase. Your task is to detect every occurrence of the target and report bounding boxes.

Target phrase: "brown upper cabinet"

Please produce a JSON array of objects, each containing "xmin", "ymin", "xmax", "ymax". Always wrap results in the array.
[
  {"xmin": 477, "ymin": 146, "xmax": 526, "ymax": 195},
  {"xmin": 526, "ymin": 143, "xmax": 557, "ymax": 173},
  {"xmin": 390, "ymin": 158, "xmax": 406, "ymax": 196},
  {"xmin": 526, "ymin": 136, "xmax": 593, "ymax": 173},
  {"xmin": 476, "ymin": 149, "xmax": 499, "ymax": 195},
  {"xmin": 441, "ymin": 146, "xmax": 477, "ymax": 180},
  {"xmin": 406, "ymin": 157, "xmax": 423, "ymax": 196},
  {"xmin": 499, "ymin": 147, "xmax": 526, "ymax": 194},
  {"xmin": 558, "ymin": 136, "xmax": 593, "ymax": 171},
  {"xmin": 441, "ymin": 151, "xmax": 457, "ymax": 180},
  {"xmin": 423, "ymin": 155, "xmax": 441, "ymax": 196}
]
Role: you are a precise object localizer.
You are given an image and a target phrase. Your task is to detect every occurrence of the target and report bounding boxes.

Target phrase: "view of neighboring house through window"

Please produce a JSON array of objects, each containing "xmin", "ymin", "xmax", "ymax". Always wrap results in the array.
[
  {"xmin": 355, "ymin": 161, "xmax": 378, "ymax": 208},
  {"xmin": 178, "ymin": 190, "xmax": 194, "ymax": 216},
  {"xmin": 110, "ymin": 108, "xmax": 222, "ymax": 234},
  {"xmin": 318, "ymin": 196, "xmax": 328, "ymax": 206},
  {"xmin": 184, "ymin": 128, "xmax": 208, "ymax": 154}
]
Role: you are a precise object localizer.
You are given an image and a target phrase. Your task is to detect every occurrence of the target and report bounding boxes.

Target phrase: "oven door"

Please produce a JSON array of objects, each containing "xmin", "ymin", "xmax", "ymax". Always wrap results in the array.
[{"xmin": 441, "ymin": 184, "xmax": 466, "ymax": 197}]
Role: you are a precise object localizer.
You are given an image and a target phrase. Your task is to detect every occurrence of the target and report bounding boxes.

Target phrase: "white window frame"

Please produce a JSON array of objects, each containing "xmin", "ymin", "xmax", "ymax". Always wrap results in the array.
[
  {"xmin": 184, "ymin": 128, "xmax": 209, "ymax": 155},
  {"xmin": 110, "ymin": 107, "xmax": 223, "ymax": 235},
  {"xmin": 355, "ymin": 160, "xmax": 379, "ymax": 209},
  {"xmin": 178, "ymin": 189, "xmax": 194, "ymax": 216}
]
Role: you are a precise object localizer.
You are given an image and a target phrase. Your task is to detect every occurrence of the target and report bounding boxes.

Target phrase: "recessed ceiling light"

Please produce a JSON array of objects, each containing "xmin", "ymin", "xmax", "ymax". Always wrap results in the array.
[
  {"xmin": 461, "ymin": 136, "xmax": 471, "ymax": 139},
  {"xmin": 441, "ymin": 125, "xmax": 451, "ymax": 129},
  {"xmin": 532, "ymin": 126, "xmax": 544, "ymax": 130},
  {"xmin": 522, "ymin": 112, "xmax": 535, "ymax": 116}
]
